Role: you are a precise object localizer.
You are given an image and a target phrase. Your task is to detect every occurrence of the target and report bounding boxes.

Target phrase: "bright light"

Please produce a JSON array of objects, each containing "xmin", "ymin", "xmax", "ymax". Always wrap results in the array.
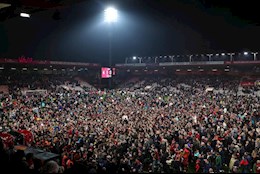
[
  {"xmin": 221, "ymin": 53, "xmax": 225, "ymax": 56},
  {"xmin": 133, "ymin": 56, "xmax": 137, "ymax": 60},
  {"xmin": 20, "ymin": 13, "xmax": 30, "ymax": 18},
  {"xmin": 244, "ymin": 52, "xmax": 248, "ymax": 55},
  {"xmin": 104, "ymin": 7, "xmax": 118, "ymax": 23}
]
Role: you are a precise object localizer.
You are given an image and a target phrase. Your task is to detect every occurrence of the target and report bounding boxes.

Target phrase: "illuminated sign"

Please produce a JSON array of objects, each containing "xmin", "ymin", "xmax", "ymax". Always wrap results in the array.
[
  {"xmin": 101, "ymin": 67, "xmax": 112, "ymax": 78},
  {"xmin": 101, "ymin": 67, "xmax": 116, "ymax": 78}
]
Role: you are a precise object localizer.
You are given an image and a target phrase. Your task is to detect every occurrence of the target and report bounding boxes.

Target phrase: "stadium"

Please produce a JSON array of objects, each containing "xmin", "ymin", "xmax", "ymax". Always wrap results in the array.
[{"xmin": 0, "ymin": 0, "xmax": 260, "ymax": 173}]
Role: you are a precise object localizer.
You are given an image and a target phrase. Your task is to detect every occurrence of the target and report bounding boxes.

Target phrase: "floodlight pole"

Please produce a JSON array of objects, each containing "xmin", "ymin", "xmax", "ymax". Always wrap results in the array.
[
  {"xmin": 108, "ymin": 28, "xmax": 112, "ymax": 89},
  {"xmin": 155, "ymin": 57, "xmax": 159, "ymax": 63},
  {"xmin": 109, "ymin": 30, "xmax": 112, "ymax": 68},
  {"xmin": 252, "ymin": 52, "xmax": 258, "ymax": 61},
  {"xmin": 137, "ymin": 57, "xmax": 142, "ymax": 63},
  {"xmin": 125, "ymin": 57, "xmax": 128, "ymax": 64},
  {"xmin": 206, "ymin": 54, "xmax": 213, "ymax": 61},
  {"xmin": 189, "ymin": 55, "xmax": 193, "ymax": 62},
  {"xmin": 227, "ymin": 53, "xmax": 235, "ymax": 61},
  {"xmin": 104, "ymin": 7, "xmax": 118, "ymax": 89},
  {"xmin": 170, "ymin": 56, "xmax": 174, "ymax": 62}
]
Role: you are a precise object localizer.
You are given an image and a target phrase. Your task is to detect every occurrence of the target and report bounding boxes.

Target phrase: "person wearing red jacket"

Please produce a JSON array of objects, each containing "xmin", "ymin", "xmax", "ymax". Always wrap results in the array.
[
  {"xmin": 182, "ymin": 144, "xmax": 190, "ymax": 172},
  {"xmin": 62, "ymin": 153, "xmax": 68, "ymax": 167},
  {"xmin": 195, "ymin": 159, "xmax": 201, "ymax": 173},
  {"xmin": 240, "ymin": 156, "xmax": 249, "ymax": 173},
  {"xmin": 253, "ymin": 160, "xmax": 260, "ymax": 173}
]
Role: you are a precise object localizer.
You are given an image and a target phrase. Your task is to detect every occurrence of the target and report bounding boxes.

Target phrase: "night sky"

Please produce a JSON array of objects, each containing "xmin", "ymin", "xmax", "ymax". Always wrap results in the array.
[{"xmin": 0, "ymin": 0, "xmax": 259, "ymax": 65}]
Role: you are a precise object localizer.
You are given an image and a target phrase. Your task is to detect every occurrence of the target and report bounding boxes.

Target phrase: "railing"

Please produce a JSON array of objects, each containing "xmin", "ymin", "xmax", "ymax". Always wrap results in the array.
[
  {"xmin": 116, "ymin": 60, "xmax": 260, "ymax": 67},
  {"xmin": 124, "ymin": 51, "xmax": 259, "ymax": 64}
]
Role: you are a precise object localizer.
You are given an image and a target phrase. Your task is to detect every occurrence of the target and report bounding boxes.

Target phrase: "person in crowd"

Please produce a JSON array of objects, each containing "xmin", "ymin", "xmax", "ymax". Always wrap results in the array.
[{"xmin": 41, "ymin": 160, "xmax": 63, "ymax": 173}]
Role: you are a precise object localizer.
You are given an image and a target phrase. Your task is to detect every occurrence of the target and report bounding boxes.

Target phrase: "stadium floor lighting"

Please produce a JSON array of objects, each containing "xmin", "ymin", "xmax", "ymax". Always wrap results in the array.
[{"xmin": 20, "ymin": 13, "xmax": 30, "ymax": 18}]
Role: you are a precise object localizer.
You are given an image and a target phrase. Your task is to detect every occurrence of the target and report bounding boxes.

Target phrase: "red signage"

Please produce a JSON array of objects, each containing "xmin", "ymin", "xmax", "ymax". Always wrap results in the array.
[
  {"xmin": 18, "ymin": 56, "xmax": 33, "ymax": 63},
  {"xmin": 101, "ymin": 67, "xmax": 112, "ymax": 78},
  {"xmin": 0, "ymin": 57, "xmax": 100, "ymax": 67}
]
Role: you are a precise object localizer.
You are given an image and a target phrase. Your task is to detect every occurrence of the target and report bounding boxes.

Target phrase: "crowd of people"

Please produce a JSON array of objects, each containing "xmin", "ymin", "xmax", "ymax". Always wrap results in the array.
[{"xmin": 0, "ymin": 74, "xmax": 260, "ymax": 173}]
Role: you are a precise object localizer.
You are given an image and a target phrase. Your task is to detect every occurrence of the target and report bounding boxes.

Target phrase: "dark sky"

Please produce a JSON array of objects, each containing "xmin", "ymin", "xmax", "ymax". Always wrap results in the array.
[{"xmin": 0, "ymin": 0, "xmax": 259, "ymax": 65}]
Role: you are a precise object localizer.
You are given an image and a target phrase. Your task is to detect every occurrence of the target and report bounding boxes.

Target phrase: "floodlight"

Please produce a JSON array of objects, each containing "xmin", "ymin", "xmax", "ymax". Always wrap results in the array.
[
  {"xmin": 104, "ymin": 7, "xmax": 118, "ymax": 23},
  {"xmin": 20, "ymin": 13, "xmax": 30, "ymax": 18}
]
